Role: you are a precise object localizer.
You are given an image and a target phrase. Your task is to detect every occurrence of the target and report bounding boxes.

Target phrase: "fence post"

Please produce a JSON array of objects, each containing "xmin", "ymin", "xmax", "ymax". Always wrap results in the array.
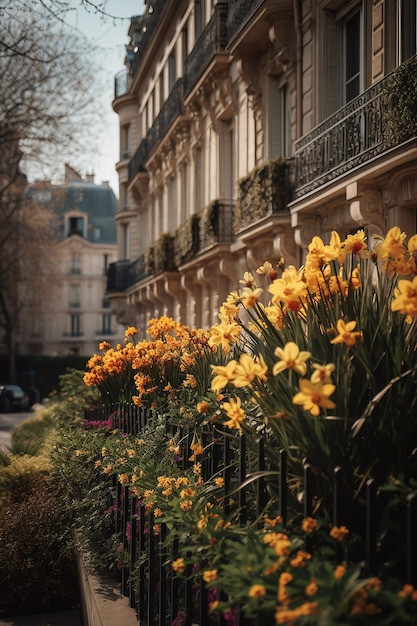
[
  {"xmin": 407, "ymin": 493, "xmax": 416, "ymax": 585},
  {"xmin": 365, "ymin": 478, "xmax": 377, "ymax": 575},
  {"xmin": 333, "ymin": 466, "xmax": 344, "ymax": 562},
  {"xmin": 279, "ymin": 449, "xmax": 287, "ymax": 526}
]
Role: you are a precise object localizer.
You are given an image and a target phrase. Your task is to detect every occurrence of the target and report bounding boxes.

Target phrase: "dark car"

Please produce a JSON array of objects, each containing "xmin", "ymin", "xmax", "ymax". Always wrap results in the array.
[{"xmin": 0, "ymin": 385, "xmax": 28, "ymax": 412}]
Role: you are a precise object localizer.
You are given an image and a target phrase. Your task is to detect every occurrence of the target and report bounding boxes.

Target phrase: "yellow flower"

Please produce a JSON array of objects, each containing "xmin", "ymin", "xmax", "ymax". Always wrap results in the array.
[
  {"xmin": 208, "ymin": 320, "xmax": 241, "ymax": 352},
  {"xmin": 119, "ymin": 473, "xmax": 129, "ymax": 484},
  {"xmin": 293, "ymin": 380, "xmax": 336, "ymax": 416},
  {"xmin": 330, "ymin": 319, "xmax": 362, "ymax": 347},
  {"xmin": 310, "ymin": 362, "xmax": 335, "ymax": 384},
  {"xmin": 232, "ymin": 353, "xmax": 268, "ymax": 388},
  {"xmin": 256, "ymin": 261, "xmax": 278, "ymax": 280},
  {"xmin": 269, "ymin": 265, "xmax": 307, "ymax": 313},
  {"xmin": 273, "ymin": 342, "xmax": 311, "ymax": 376},
  {"xmin": 239, "ymin": 271, "xmax": 256, "ymax": 287},
  {"xmin": 221, "ymin": 396, "xmax": 246, "ymax": 430},
  {"xmin": 334, "ymin": 564, "xmax": 346, "ymax": 580},
  {"xmin": 248, "ymin": 584, "xmax": 266, "ymax": 597},
  {"xmin": 211, "ymin": 360, "xmax": 238, "ymax": 393},
  {"xmin": 305, "ymin": 581, "xmax": 318, "ymax": 597},
  {"xmin": 374, "ymin": 226, "xmax": 407, "ymax": 261},
  {"xmin": 302, "ymin": 517, "xmax": 318, "ymax": 533},
  {"xmin": 391, "ymin": 276, "xmax": 417, "ymax": 317},
  {"xmin": 179, "ymin": 500, "xmax": 193, "ymax": 511},
  {"xmin": 75, "ymin": 449, "xmax": 83, "ymax": 457},
  {"xmin": 240, "ymin": 286, "xmax": 264, "ymax": 308},
  {"xmin": 203, "ymin": 569, "xmax": 218, "ymax": 583},
  {"xmin": 172, "ymin": 557, "xmax": 185, "ymax": 572},
  {"xmin": 290, "ymin": 550, "xmax": 311, "ymax": 568},
  {"xmin": 342, "ymin": 230, "xmax": 369, "ymax": 258},
  {"xmin": 330, "ymin": 525, "xmax": 349, "ymax": 541},
  {"xmin": 214, "ymin": 477, "xmax": 225, "ymax": 487}
]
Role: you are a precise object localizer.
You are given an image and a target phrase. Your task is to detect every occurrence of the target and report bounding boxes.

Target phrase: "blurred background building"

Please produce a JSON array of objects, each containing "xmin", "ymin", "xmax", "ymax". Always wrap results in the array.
[{"xmin": 23, "ymin": 165, "xmax": 124, "ymax": 356}]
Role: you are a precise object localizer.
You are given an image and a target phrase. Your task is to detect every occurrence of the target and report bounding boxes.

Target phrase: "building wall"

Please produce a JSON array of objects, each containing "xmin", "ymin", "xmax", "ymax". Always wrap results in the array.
[{"xmin": 109, "ymin": 0, "xmax": 417, "ymax": 331}]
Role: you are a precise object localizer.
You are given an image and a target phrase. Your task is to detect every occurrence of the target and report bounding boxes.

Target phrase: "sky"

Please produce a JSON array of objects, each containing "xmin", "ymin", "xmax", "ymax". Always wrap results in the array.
[{"xmin": 64, "ymin": 1, "xmax": 146, "ymax": 196}]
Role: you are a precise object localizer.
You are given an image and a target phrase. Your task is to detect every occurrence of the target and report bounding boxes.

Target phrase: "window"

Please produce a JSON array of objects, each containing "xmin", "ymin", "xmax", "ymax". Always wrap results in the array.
[
  {"xmin": 398, "ymin": 0, "xmax": 417, "ymax": 62},
  {"xmin": 194, "ymin": 0, "xmax": 202, "ymax": 40},
  {"xmin": 168, "ymin": 52, "xmax": 176, "ymax": 92},
  {"xmin": 70, "ymin": 315, "xmax": 81, "ymax": 337},
  {"xmin": 68, "ymin": 216, "xmax": 85, "ymax": 237},
  {"xmin": 219, "ymin": 123, "xmax": 234, "ymax": 202},
  {"xmin": 70, "ymin": 253, "xmax": 81, "ymax": 274},
  {"xmin": 268, "ymin": 78, "xmax": 290, "ymax": 158},
  {"xmin": 102, "ymin": 314, "xmax": 112, "ymax": 335},
  {"xmin": 342, "ymin": 6, "xmax": 362, "ymax": 103},
  {"xmin": 122, "ymin": 223, "xmax": 130, "ymax": 260},
  {"xmin": 122, "ymin": 124, "xmax": 131, "ymax": 158},
  {"xmin": 69, "ymin": 285, "xmax": 80, "ymax": 308}
]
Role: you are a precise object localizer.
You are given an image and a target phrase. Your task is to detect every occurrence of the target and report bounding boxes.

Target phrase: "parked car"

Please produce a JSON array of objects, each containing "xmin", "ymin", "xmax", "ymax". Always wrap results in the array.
[{"xmin": 0, "ymin": 385, "xmax": 29, "ymax": 412}]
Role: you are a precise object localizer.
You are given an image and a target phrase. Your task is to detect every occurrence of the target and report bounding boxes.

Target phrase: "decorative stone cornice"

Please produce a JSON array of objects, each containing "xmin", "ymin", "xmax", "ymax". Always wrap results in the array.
[
  {"xmin": 268, "ymin": 18, "xmax": 295, "ymax": 74},
  {"xmin": 237, "ymin": 55, "xmax": 262, "ymax": 114}
]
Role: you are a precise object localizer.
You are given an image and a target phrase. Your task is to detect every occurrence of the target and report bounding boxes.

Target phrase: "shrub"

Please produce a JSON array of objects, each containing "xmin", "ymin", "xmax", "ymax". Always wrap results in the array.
[{"xmin": 0, "ymin": 486, "xmax": 80, "ymax": 617}]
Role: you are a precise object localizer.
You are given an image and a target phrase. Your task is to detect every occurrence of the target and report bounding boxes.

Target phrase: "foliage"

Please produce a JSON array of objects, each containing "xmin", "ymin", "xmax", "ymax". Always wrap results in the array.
[
  {"xmin": 9, "ymin": 409, "xmax": 56, "ymax": 456},
  {"xmin": 175, "ymin": 214, "xmax": 200, "ymax": 265},
  {"xmin": 84, "ymin": 317, "xmax": 215, "ymax": 411},
  {"xmin": 236, "ymin": 158, "xmax": 293, "ymax": 231},
  {"xmin": 383, "ymin": 55, "xmax": 417, "ymax": 147},
  {"xmin": 153, "ymin": 233, "xmax": 177, "ymax": 273},
  {"xmin": 0, "ymin": 485, "xmax": 80, "ymax": 618},
  {"xmin": 0, "ymin": 452, "xmax": 51, "ymax": 508}
]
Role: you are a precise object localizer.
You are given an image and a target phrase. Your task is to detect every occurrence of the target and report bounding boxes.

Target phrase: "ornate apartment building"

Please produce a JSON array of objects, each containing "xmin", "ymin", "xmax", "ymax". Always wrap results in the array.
[
  {"xmin": 23, "ymin": 167, "xmax": 124, "ymax": 356},
  {"xmin": 108, "ymin": 0, "xmax": 417, "ymax": 330}
]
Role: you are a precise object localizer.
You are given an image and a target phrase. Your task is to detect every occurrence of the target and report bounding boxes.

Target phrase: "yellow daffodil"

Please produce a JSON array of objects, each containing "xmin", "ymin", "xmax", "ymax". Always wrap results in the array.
[
  {"xmin": 292, "ymin": 380, "xmax": 336, "ymax": 416},
  {"xmin": 240, "ymin": 286, "xmax": 264, "ymax": 308},
  {"xmin": 221, "ymin": 396, "xmax": 246, "ymax": 430},
  {"xmin": 239, "ymin": 271, "xmax": 256, "ymax": 287},
  {"xmin": 256, "ymin": 261, "xmax": 278, "ymax": 280},
  {"xmin": 374, "ymin": 226, "xmax": 407, "ymax": 261},
  {"xmin": 208, "ymin": 319, "xmax": 242, "ymax": 352},
  {"xmin": 273, "ymin": 342, "xmax": 311, "ymax": 376},
  {"xmin": 341, "ymin": 229, "xmax": 369, "ymax": 258},
  {"xmin": 330, "ymin": 319, "xmax": 362, "ymax": 347},
  {"xmin": 391, "ymin": 276, "xmax": 417, "ymax": 317},
  {"xmin": 211, "ymin": 360, "xmax": 238, "ymax": 392},
  {"xmin": 269, "ymin": 265, "xmax": 307, "ymax": 313},
  {"xmin": 232, "ymin": 353, "xmax": 268, "ymax": 388},
  {"xmin": 310, "ymin": 362, "xmax": 335, "ymax": 384}
]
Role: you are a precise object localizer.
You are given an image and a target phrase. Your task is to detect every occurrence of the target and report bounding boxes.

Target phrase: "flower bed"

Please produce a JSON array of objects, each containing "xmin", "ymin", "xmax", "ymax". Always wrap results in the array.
[{"xmin": 61, "ymin": 227, "xmax": 417, "ymax": 624}]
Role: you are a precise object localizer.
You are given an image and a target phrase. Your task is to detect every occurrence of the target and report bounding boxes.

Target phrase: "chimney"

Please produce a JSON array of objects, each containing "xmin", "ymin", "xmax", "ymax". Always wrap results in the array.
[
  {"xmin": 86, "ymin": 172, "xmax": 95, "ymax": 183},
  {"xmin": 102, "ymin": 181, "xmax": 110, "ymax": 187}
]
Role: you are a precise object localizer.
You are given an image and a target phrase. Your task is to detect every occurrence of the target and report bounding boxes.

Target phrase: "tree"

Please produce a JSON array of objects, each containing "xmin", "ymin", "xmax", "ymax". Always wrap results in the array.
[{"xmin": 0, "ymin": 3, "xmax": 102, "ymax": 381}]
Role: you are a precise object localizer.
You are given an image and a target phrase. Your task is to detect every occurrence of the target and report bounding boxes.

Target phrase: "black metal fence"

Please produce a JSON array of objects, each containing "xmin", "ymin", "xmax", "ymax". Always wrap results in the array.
[{"xmin": 84, "ymin": 403, "xmax": 417, "ymax": 625}]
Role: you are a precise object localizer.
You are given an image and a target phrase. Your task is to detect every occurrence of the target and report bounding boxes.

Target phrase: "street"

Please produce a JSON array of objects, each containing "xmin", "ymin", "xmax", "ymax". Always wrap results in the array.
[{"xmin": 0, "ymin": 411, "xmax": 33, "ymax": 451}]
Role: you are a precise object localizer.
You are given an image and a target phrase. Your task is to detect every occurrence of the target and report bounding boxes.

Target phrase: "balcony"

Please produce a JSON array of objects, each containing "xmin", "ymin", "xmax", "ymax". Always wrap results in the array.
[
  {"xmin": 199, "ymin": 201, "xmax": 234, "ymax": 250},
  {"xmin": 128, "ymin": 79, "xmax": 185, "ymax": 183},
  {"xmin": 114, "ymin": 69, "xmax": 132, "ymax": 99},
  {"xmin": 107, "ymin": 255, "xmax": 152, "ymax": 293},
  {"xmin": 147, "ymin": 78, "xmax": 185, "ymax": 156},
  {"xmin": 294, "ymin": 57, "xmax": 417, "ymax": 199},
  {"xmin": 184, "ymin": 3, "xmax": 228, "ymax": 98},
  {"xmin": 130, "ymin": 0, "xmax": 169, "ymax": 79},
  {"xmin": 236, "ymin": 158, "xmax": 293, "ymax": 232},
  {"xmin": 227, "ymin": 0, "xmax": 263, "ymax": 46}
]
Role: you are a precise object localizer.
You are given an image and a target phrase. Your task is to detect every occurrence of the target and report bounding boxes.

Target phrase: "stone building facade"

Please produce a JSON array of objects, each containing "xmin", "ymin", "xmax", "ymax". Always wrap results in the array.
[{"xmin": 108, "ymin": 0, "xmax": 417, "ymax": 329}]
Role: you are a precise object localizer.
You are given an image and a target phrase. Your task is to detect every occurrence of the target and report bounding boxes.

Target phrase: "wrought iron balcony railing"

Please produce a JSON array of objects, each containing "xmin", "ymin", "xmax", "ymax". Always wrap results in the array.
[
  {"xmin": 128, "ymin": 138, "xmax": 148, "ymax": 182},
  {"xmin": 184, "ymin": 3, "xmax": 228, "ymax": 97},
  {"xmin": 227, "ymin": 0, "xmax": 263, "ymax": 45},
  {"xmin": 107, "ymin": 256, "xmax": 152, "ymax": 293},
  {"xmin": 128, "ymin": 79, "xmax": 184, "ymax": 183},
  {"xmin": 199, "ymin": 201, "xmax": 234, "ymax": 250},
  {"xmin": 146, "ymin": 78, "xmax": 185, "ymax": 156},
  {"xmin": 131, "ymin": 0, "xmax": 169, "ymax": 79},
  {"xmin": 294, "ymin": 81, "xmax": 385, "ymax": 197}
]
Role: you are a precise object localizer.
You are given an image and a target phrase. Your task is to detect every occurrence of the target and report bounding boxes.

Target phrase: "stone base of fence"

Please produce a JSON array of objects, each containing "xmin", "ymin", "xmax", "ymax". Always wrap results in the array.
[{"xmin": 75, "ymin": 541, "xmax": 138, "ymax": 626}]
